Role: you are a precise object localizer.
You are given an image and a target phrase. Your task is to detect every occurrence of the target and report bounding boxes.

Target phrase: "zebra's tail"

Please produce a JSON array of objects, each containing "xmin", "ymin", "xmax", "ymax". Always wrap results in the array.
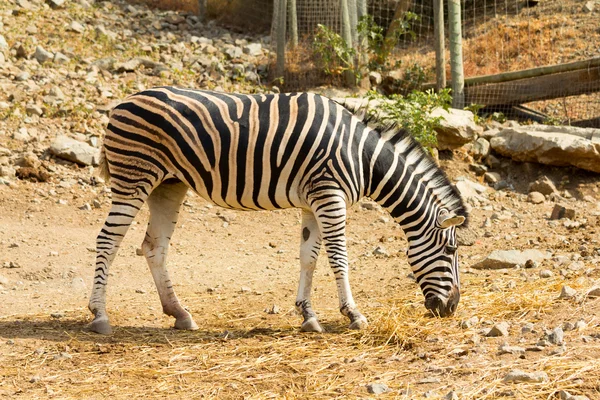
[{"xmin": 97, "ymin": 146, "xmax": 111, "ymax": 183}]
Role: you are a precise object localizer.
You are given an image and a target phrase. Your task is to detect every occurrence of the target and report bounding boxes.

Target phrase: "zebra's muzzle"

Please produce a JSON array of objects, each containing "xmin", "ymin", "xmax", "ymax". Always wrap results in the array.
[{"xmin": 424, "ymin": 285, "xmax": 460, "ymax": 317}]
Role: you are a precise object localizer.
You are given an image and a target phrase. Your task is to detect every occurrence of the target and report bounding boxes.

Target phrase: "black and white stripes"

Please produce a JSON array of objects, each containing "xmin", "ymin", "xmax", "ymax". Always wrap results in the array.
[{"xmin": 88, "ymin": 87, "xmax": 467, "ymax": 334}]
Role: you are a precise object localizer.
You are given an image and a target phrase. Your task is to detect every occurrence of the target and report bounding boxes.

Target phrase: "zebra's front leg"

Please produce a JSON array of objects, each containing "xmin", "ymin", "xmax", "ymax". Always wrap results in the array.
[
  {"xmin": 143, "ymin": 182, "xmax": 198, "ymax": 331},
  {"xmin": 311, "ymin": 194, "xmax": 368, "ymax": 330},
  {"xmin": 296, "ymin": 211, "xmax": 323, "ymax": 333}
]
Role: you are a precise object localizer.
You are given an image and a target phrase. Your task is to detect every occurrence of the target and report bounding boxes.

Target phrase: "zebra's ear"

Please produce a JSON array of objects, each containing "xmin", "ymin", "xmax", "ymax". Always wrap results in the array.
[{"xmin": 438, "ymin": 214, "xmax": 466, "ymax": 229}]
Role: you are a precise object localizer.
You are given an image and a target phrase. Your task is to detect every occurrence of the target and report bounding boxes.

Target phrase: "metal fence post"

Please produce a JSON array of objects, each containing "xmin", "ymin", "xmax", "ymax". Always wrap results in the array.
[
  {"xmin": 340, "ymin": 0, "xmax": 356, "ymax": 86},
  {"xmin": 448, "ymin": 0, "xmax": 464, "ymax": 108},
  {"xmin": 288, "ymin": 0, "xmax": 298, "ymax": 48}
]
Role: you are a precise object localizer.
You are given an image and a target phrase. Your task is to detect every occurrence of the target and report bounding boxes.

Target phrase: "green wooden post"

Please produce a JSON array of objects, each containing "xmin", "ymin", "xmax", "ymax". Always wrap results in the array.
[
  {"xmin": 434, "ymin": 0, "xmax": 446, "ymax": 91},
  {"xmin": 448, "ymin": 0, "xmax": 464, "ymax": 108},
  {"xmin": 276, "ymin": 0, "xmax": 287, "ymax": 80}
]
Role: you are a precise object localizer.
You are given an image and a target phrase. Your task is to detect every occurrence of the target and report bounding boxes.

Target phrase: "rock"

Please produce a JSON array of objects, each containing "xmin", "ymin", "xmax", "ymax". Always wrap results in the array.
[
  {"xmin": 489, "ymin": 125, "xmax": 600, "ymax": 173},
  {"xmin": 484, "ymin": 172, "xmax": 501, "ymax": 184},
  {"xmin": 366, "ymin": 383, "xmax": 390, "ymax": 395},
  {"xmin": 456, "ymin": 227, "xmax": 477, "ymax": 246},
  {"xmin": 369, "ymin": 71, "xmax": 382, "ymax": 86},
  {"xmin": 225, "ymin": 46, "xmax": 243, "ymax": 60},
  {"xmin": 547, "ymin": 327, "xmax": 564, "ymax": 345},
  {"xmin": 15, "ymin": 152, "xmax": 41, "ymax": 168},
  {"xmin": 471, "ymin": 137, "xmax": 490, "ymax": 160},
  {"xmin": 498, "ymin": 344, "xmax": 525, "ymax": 355},
  {"xmin": 164, "ymin": 14, "xmax": 186, "ymax": 24},
  {"xmin": 34, "ymin": 46, "xmax": 54, "ymax": 64},
  {"xmin": 460, "ymin": 316, "xmax": 479, "ymax": 329},
  {"xmin": 0, "ymin": 35, "xmax": 8, "ymax": 50},
  {"xmin": 53, "ymin": 52, "xmax": 70, "ymax": 64},
  {"xmin": 69, "ymin": 21, "xmax": 85, "ymax": 33},
  {"xmin": 373, "ymin": 246, "xmax": 389, "ymax": 256},
  {"xmin": 49, "ymin": 136, "xmax": 100, "ymax": 166},
  {"xmin": 539, "ymin": 269, "xmax": 553, "ymax": 278},
  {"xmin": 521, "ymin": 322, "xmax": 534, "ymax": 334},
  {"xmin": 559, "ymin": 390, "xmax": 590, "ymax": 400},
  {"xmin": 26, "ymin": 105, "xmax": 44, "ymax": 117},
  {"xmin": 430, "ymin": 107, "xmax": 483, "ymax": 150},
  {"xmin": 472, "ymin": 249, "xmax": 550, "ymax": 270},
  {"xmin": 551, "ymin": 204, "xmax": 576, "ymax": 220},
  {"xmin": 583, "ymin": 1, "xmax": 595, "ymax": 12},
  {"xmin": 71, "ymin": 277, "xmax": 86, "ymax": 290},
  {"xmin": 486, "ymin": 321, "xmax": 509, "ymax": 337},
  {"xmin": 455, "ymin": 178, "xmax": 488, "ymax": 202},
  {"xmin": 528, "ymin": 192, "xmax": 545, "ymax": 204},
  {"xmin": 243, "ymin": 43, "xmax": 262, "ymax": 56},
  {"xmin": 586, "ymin": 287, "xmax": 600, "ymax": 298},
  {"xmin": 46, "ymin": 0, "xmax": 65, "ymax": 9},
  {"xmin": 528, "ymin": 176, "xmax": 558, "ymax": 195},
  {"xmin": 30, "ymin": 375, "xmax": 41, "ymax": 383},
  {"xmin": 445, "ymin": 391, "xmax": 459, "ymax": 400},
  {"xmin": 559, "ymin": 285, "xmax": 577, "ymax": 299},
  {"xmin": 504, "ymin": 370, "xmax": 548, "ymax": 383},
  {"xmin": 266, "ymin": 304, "xmax": 280, "ymax": 314},
  {"xmin": 0, "ymin": 275, "xmax": 8, "ymax": 285}
]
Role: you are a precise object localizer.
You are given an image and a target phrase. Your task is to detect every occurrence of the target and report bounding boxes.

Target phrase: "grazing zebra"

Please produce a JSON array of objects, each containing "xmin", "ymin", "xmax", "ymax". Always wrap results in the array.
[{"xmin": 89, "ymin": 87, "xmax": 467, "ymax": 334}]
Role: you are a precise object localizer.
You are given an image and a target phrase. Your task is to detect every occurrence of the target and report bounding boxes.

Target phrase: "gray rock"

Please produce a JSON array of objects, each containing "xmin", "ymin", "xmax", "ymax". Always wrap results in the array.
[
  {"xmin": 559, "ymin": 390, "xmax": 590, "ymax": 400},
  {"xmin": 53, "ymin": 52, "xmax": 70, "ymax": 64},
  {"xmin": 528, "ymin": 176, "xmax": 558, "ymax": 195},
  {"xmin": 243, "ymin": 43, "xmax": 262, "ymax": 56},
  {"xmin": 521, "ymin": 322, "xmax": 534, "ymax": 334},
  {"xmin": 490, "ymin": 125, "xmax": 600, "ymax": 173},
  {"xmin": 528, "ymin": 191, "xmax": 545, "ymax": 204},
  {"xmin": 69, "ymin": 21, "xmax": 85, "ymax": 33},
  {"xmin": 539, "ymin": 269, "xmax": 553, "ymax": 278},
  {"xmin": 445, "ymin": 391, "xmax": 459, "ymax": 400},
  {"xmin": 551, "ymin": 204, "xmax": 576, "ymax": 220},
  {"xmin": 471, "ymin": 137, "xmax": 490, "ymax": 160},
  {"xmin": 455, "ymin": 178, "xmax": 488, "ymax": 202},
  {"xmin": 547, "ymin": 327, "xmax": 564, "ymax": 345},
  {"xmin": 369, "ymin": 71, "xmax": 382, "ymax": 86},
  {"xmin": 47, "ymin": 0, "xmax": 65, "ymax": 8},
  {"xmin": 486, "ymin": 321, "xmax": 509, "ymax": 337},
  {"xmin": 93, "ymin": 57, "xmax": 117, "ymax": 71},
  {"xmin": 484, "ymin": 172, "xmax": 501, "ymax": 184},
  {"xmin": 583, "ymin": 1, "xmax": 595, "ymax": 12},
  {"xmin": 34, "ymin": 46, "xmax": 54, "ymax": 64},
  {"xmin": 26, "ymin": 105, "xmax": 44, "ymax": 117},
  {"xmin": 498, "ymin": 344, "xmax": 525, "ymax": 355},
  {"xmin": 71, "ymin": 277, "xmax": 86, "ymax": 290},
  {"xmin": 430, "ymin": 107, "xmax": 483, "ymax": 150},
  {"xmin": 225, "ymin": 46, "xmax": 243, "ymax": 60},
  {"xmin": 460, "ymin": 316, "xmax": 479, "ymax": 329},
  {"xmin": 366, "ymin": 383, "xmax": 390, "ymax": 395},
  {"xmin": 473, "ymin": 249, "xmax": 550, "ymax": 270},
  {"xmin": 0, "ymin": 275, "xmax": 8, "ymax": 285},
  {"xmin": 373, "ymin": 246, "xmax": 389, "ymax": 257},
  {"xmin": 0, "ymin": 35, "xmax": 7, "ymax": 50},
  {"xmin": 559, "ymin": 285, "xmax": 577, "ymax": 299},
  {"xmin": 504, "ymin": 370, "xmax": 548, "ymax": 383},
  {"xmin": 49, "ymin": 135, "xmax": 100, "ymax": 166},
  {"xmin": 15, "ymin": 71, "xmax": 30, "ymax": 81}
]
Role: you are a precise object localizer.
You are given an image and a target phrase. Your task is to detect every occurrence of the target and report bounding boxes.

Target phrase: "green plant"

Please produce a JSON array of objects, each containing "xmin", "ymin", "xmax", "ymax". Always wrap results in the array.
[
  {"xmin": 357, "ymin": 13, "xmax": 418, "ymax": 71},
  {"xmin": 464, "ymin": 103, "xmax": 485, "ymax": 125},
  {"xmin": 366, "ymin": 89, "xmax": 452, "ymax": 151},
  {"xmin": 313, "ymin": 24, "xmax": 357, "ymax": 78}
]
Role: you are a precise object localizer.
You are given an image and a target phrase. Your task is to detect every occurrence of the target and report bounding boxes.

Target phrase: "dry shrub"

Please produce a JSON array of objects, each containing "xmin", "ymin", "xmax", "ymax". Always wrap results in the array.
[
  {"xmin": 128, "ymin": 0, "xmax": 198, "ymax": 13},
  {"xmin": 207, "ymin": 0, "xmax": 272, "ymax": 33}
]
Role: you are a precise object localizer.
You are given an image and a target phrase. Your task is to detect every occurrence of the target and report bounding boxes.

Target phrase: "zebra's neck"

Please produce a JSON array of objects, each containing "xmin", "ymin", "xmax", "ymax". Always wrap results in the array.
[{"xmin": 366, "ymin": 135, "xmax": 461, "ymax": 236}]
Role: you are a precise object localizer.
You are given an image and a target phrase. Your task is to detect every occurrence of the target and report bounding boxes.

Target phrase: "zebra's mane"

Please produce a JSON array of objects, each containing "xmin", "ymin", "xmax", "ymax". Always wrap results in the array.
[{"xmin": 356, "ymin": 109, "xmax": 469, "ymax": 226}]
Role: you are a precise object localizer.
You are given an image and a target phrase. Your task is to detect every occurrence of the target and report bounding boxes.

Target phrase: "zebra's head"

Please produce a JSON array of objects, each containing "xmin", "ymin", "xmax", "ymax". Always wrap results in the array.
[{"xmin": 407, "ymin": 209, "xmax": 466, "ymax": 317}]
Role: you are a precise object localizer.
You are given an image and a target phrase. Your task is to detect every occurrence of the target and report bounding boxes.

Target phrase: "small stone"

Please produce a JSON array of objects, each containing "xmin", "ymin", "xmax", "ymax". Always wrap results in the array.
[
  {"xmin": 373, "ymin": 246, "xmax": 389, "ymax": 256},
  {"xmin": 539, "ymin": 269, "xmax": 553, "ymax": 278},
  {"xmin": 34, "ymin": 46, "xmax": 54, "ymax": 64},
  {"xmin": 366, "ymin": 383, "xmax": 390, "ymax": 395},
  {"xmin": 528, "ymin": 176, "xmax": 558, "ymax": 195},
  {"xmin": 575, "ymin": 320, "xmax": 587, "ymax": 331},
  {"xmin": 240, "ymin": 286, "xmax": 251, "ymax": 293},
  {"xmin": 243, "ymin": 43, "xmax": 262, "ymax": 56},
  {"xmin": 26, "ymin": 105, "xmax": 44, "ymax": 117},
  {"xmin": 30, "ymin": 375, "xmax": 41, "ymax": 383},
  {"xmin": 559, "ymin": 286, "xmax": 577, "ymax": 299},
  {"xmin": 486, "ymin": 321, "xmax": 509, "ymax": 337},
  {"xmin": 547, "ymin": 327, "xmax": 564, "ymax": 345},
  {"xmin": 266, "ymin": 304, "xmax": 280, "ymax": 314},
  {"xmin": 521, "ymin": 322, "xmax": 534, "ymax": 334},
  {"xmin": 69, "ymin": 21, "xmax": 85, "ymax": 33},
  {"xmin": 53, "ymin": 52, "xmax": 70, "ymax": 64},
  {"xmin": 498, "ymin": 344, "xmax": 525, "ymax": 355},
  {"xmin": 551, "ymin": 204, "xmax": 576, "ymax": 220},
  {"xmin": 93, "ymin": 199, "xmax": 102, "ymax": 208},
  {"xmin": 484, "ymin": 172, "xmax": 501, "ymax": 184},
  {"xmin": 583, "ymin": 1, "xmax": 595, "ymax": 12},
  {"xmin": 445, "ymin": 391, "xmax": 459, "ymax": 400},
  {"xmin": 528, "ymin": 191, "xmax": 545, "ymax": 204},
  {"xmin": 460, "ymin": 316, "xmax": 479, "ymax": 329},
  {"xmin": 47, "ymin": 0, "xmax": 65, "ymax": 8},
  {"xmin": 80, "ymin": 203, "xmax": 92, "ymax": 211},
  {"xmin": 71, "ymin": 277, "xmax": 86, "ymax": 290},
  {"xmin": 50, "ymin": 312, "xmax": 65, "ymax": 319},
  {"xmin": 503, "ymin": 369, "xmax": 548, "ymax": 383},
  {"xmin": 369, "ymin": 71, "xmax": 382, "ymax": 86},
  {"xmin": 225, "ymin": 46, "xmax": 243, "ymax": 60},
  {"xmin": 135, "ymin": 288, "xmax": 146, "ymax": 294},
  {"xmin": 586, "ymin": 287, "xmax": 600, "ymax": 298}
]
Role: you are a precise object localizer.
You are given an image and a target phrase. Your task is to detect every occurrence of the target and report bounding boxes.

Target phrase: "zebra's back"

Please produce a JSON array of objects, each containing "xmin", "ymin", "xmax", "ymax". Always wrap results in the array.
[{"xmin": 104, "ymin": 87, "xmax": 358, "ymax": 211}]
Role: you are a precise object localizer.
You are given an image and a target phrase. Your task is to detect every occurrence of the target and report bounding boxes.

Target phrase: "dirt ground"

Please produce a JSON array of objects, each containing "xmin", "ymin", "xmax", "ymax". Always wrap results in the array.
[{"xmin": 1, "ymin": 154, "xmax": 600, "ymax": 399}]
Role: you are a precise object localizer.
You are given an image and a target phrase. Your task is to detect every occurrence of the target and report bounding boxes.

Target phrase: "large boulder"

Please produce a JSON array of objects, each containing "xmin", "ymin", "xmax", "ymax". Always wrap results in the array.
[
  {"xmin": 430, "ymin": 107, "xmax": 483, "ymax": 150},
  {"xmin": 490, "ymin": 125, "xmax": 600, "ymax": 173},
  {"xmin": 472, "ymin": 249, "xmax": 551, "ymax": 270}
]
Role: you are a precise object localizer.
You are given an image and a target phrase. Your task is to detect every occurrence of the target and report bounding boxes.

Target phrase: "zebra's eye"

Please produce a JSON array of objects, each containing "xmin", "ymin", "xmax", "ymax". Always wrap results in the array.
[{"xmin": 445, "ymin": 244, "xmax": 457, "ymax": 254}]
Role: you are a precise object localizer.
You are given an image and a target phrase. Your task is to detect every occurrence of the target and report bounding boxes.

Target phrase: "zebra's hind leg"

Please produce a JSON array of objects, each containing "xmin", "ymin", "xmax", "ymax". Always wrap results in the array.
[
  {"xmin": 142, "ymin": 180, "xmax": 198, "ymax": 331},
  {"xmin": 295, "ymin": 210, "xmax": 323, "ymax": 333},
  {"xmin": 89, "ymin": 199, "xmax": 144, "ymax": 334},
  {"xmin": 310, "ymin": 192, "xmax": 368, "ymax": 330}
]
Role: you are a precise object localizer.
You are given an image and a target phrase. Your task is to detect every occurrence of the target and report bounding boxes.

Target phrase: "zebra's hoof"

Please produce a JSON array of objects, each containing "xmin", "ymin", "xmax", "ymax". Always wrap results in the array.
[
  {"xmin": 348, "ymin": 315, "xmax": 368, "ymax": 330},
  {"xmin": 301, "ymin": 317, "xmax": 324, "ymax": 333},
  {"xmin": 174, "ymin": 316, "xmax": 199, "ymax": 331},
  {"xmin": 89, "ymin": 318, "xmax": 113, "ymax": 335}
]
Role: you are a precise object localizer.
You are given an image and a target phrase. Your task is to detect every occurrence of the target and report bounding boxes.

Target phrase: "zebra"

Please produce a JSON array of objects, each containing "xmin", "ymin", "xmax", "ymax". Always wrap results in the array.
[{"xmin": 88, "ymin": 87, "xmax": 467, "ymax": 334}]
